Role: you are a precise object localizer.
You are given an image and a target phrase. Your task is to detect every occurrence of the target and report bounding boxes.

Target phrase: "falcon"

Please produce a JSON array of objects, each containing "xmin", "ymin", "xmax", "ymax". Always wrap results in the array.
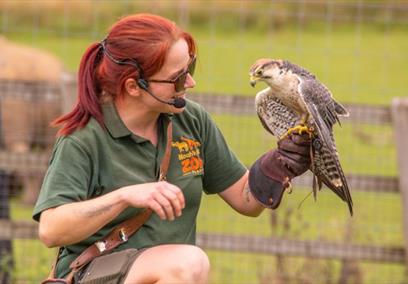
[{"xmin": 249, "ymin": 58, "xmax": 353, "ymax": 216}]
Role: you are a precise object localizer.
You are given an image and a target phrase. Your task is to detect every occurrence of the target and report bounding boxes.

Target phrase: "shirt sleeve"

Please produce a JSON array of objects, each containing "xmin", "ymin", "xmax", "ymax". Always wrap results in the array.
[
  {"xmin": 32, "ymin": 136, "xmax": 93, "ymax": 221},
  {"xmin": 200, "ymin": 109, "xmax": 247, "ymax": 194}
]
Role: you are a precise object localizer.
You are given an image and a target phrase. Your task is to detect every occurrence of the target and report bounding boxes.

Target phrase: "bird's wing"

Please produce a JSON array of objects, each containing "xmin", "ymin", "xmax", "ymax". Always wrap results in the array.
[
  {"xmin": 255, "ymin": 88, "xmax": 299, "ymax": 139},
  {"xmin": 282, "ymin": 60, "xmax": 317, "ymax": 80},
  {"xmin": 299, "ymin": 78, "xmax": 353, "ymax": 215}
]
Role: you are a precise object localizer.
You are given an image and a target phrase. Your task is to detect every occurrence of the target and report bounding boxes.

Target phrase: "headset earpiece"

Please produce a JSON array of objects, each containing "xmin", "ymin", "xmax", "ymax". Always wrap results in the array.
[{"xmin": 137, "ymin": 78, "xmax": 149, "ymax": 90}]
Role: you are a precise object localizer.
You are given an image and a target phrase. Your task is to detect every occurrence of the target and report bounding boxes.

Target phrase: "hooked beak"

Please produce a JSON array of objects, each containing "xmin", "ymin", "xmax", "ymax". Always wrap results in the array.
[{"xmin": 249, "ymin": 75, "xmax": 259, "ymax": 87}]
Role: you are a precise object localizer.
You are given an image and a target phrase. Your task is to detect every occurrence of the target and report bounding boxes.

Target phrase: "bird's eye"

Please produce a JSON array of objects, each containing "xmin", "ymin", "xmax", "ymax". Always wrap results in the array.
[{"xmin": 256, "ymin": 69, "xmax": 263, "ymax": 76}]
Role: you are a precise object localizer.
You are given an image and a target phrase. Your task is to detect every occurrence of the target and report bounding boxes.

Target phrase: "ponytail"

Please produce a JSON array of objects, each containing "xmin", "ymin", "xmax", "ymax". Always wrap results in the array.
[{"xmin": 53, "ymin": 43, "xmax": 104, "ymax": 136}]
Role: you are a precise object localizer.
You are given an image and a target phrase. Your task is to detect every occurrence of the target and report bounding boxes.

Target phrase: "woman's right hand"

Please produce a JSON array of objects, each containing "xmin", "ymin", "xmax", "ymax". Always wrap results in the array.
[{"xmin": 121, "ymin": 181, "xmax": 185, "ymax": 221}]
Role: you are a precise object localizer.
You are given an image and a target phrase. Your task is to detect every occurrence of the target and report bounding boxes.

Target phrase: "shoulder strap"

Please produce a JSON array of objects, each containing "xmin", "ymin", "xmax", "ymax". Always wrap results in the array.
[
  {"xmin": 69, "ymin": 120, "xmax": 173, "ymax": 272},
  {"xmin": 159, "ymin": 120, "xmax": 173, "ymax": 181}
]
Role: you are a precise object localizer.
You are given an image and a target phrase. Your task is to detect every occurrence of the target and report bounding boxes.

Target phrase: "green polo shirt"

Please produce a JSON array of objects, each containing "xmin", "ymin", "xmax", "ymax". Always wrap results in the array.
[{"xmin": 33, "ymin": 99, "xmax": 246, "ymax": 277}]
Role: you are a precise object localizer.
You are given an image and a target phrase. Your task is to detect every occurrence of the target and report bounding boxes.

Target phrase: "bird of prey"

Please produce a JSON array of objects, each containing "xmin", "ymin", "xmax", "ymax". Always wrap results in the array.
[{"xmin": 249, "ymin": 58, "xmax": 353, "ymax": 216}]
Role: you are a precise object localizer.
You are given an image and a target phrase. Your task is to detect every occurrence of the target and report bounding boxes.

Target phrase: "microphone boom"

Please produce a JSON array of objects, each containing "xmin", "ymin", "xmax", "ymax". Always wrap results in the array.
[{"xmin": 144, "ymin": 88, "xmax": 186, "ymax": 109}]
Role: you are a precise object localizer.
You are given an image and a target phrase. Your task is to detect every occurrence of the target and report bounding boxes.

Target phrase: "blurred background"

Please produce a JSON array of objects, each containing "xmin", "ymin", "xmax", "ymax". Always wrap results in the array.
[{"xmin": 0, "ymin": 0, "xmax": 407, "ymax": 283}]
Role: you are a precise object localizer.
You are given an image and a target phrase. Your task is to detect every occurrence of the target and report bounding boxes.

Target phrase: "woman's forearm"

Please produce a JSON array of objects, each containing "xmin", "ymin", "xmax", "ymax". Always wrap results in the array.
[
  {"xmin": 38, "ymin": 188, "xmax": 129, "ymax": 247},
  {"xmin": 38, "ymin": 181, "xmax": 185, "ymax": 247}
]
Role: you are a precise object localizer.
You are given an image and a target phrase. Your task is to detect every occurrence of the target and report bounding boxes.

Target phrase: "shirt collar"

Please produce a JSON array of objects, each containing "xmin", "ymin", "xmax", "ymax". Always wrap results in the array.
[
  {"xmin": 102, "ymin": 102, "xmax": 173, "ymax": 141},
  {"xmin": 102, "ymin": 102, "xmax": 131, "ymax": 138}
]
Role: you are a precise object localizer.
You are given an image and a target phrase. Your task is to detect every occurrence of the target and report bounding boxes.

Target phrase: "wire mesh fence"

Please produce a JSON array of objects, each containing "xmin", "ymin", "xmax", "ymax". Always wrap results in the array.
[{"xmin": 0, "ymin": 1, "xmax": 407, "ymax": 283}]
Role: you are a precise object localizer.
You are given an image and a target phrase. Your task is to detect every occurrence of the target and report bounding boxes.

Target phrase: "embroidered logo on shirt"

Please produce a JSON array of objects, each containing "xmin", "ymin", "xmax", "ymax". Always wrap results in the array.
[{"xmin": 172, "ymin": 136, "xmax": 203, "ymax": 176}]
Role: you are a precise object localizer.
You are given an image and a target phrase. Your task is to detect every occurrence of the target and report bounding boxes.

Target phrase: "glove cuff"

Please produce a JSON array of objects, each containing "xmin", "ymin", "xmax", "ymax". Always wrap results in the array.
[
  {"xmin": 248, "ymin": 156, "xmax": 286, "ymax": 209},
  {"xmin": 259, "ymin": 150, "xmax": 293, "ymax": 184}
]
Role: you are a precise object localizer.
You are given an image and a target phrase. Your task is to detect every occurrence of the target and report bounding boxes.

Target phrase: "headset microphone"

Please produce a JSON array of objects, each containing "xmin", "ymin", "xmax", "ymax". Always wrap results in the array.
[
  {"xmin": 172, "ymin": 97, "xmax": 187, "ymax": 108},
  {"xmin": 139, "ymin": 80, "xmax": 186, "ymax": 109}
]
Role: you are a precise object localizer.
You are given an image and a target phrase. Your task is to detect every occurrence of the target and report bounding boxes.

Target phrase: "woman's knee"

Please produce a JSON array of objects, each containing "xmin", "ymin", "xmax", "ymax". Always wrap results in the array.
[
  {"xmin": 173, "ymin": 245, "xmax": 210, "ymax": 282},
  {"xmin": 124, "ymin": 245, "xmax": 210, "ymax": 284}
]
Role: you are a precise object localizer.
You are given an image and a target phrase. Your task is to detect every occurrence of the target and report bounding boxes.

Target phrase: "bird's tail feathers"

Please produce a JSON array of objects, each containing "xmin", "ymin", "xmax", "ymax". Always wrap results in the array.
[
  {"xmin": 308, "ymin": 109, "xmax": 353, "ymax": 216},
  {"xmin": 311, "ymin": 136, "xmax": 353, "ymax": 216}
]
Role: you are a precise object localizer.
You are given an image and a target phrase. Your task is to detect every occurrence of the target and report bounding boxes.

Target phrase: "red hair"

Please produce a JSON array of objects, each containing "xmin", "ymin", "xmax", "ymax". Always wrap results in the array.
[{"xmin": 53, "ymin": 14, "xmax": 196, "ymax": 136}]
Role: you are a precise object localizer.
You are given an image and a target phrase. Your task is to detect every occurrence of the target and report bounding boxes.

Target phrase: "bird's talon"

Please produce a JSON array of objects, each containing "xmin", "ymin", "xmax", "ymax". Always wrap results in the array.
[
  {"xmin": 282, "ymin": 125, "xmax": 311, "ymax": 139},
  {"xmin": 284, "ymin": 177, "xmax": 292, "ymax": 194}
]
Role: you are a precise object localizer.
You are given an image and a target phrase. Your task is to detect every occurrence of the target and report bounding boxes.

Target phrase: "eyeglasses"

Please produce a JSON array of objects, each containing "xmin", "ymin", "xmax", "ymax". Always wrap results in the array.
[{"xmin": 148, "ymin": 55, "xmax": 196, "ymax": 92}]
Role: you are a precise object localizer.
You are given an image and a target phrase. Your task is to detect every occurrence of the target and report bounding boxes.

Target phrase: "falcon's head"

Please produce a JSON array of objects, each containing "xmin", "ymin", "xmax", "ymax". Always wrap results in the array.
[{"xmin": 249, "ymin": 59, "xmax": 284, "ymax": 87}]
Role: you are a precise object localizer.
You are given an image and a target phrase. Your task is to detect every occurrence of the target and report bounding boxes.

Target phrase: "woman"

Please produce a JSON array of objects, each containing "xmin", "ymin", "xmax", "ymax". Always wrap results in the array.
[{"xmin": 34, "ymin": 13, "xmax": 311, "ymax": 284}]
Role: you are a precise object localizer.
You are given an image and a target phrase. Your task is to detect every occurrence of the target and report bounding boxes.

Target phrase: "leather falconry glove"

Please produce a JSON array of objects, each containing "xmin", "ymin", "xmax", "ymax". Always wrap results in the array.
[{"xmin": 248, "ymin": 131, "xmax": 311, "ymax": 209}]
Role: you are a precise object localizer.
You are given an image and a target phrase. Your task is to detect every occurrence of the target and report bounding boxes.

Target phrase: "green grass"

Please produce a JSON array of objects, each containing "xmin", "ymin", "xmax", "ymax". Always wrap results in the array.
[
  {"xmin": 6, "ymin": 26, "xmax": 408, "ymax": 105},
  {"xmin": 197, "ymin": 188, "xmax": 406, "ymax": 283},
  {"xmin": 205, "ymin": 250, "xmax": 407, "ymax": 284},
  {"xmin": 199, "ymin": 190, "xmax": 403, "ymax": 246},
  {"xmin": 8, "ymin": 200, "xmax": 54, "ymax": 283},
  {"xmin": 12, "ymin": 240, "xmax": 55, "ymax": 283},
  {"xmin": 192, "ymin": 27, "xmax": 408, "ymax": 105}
]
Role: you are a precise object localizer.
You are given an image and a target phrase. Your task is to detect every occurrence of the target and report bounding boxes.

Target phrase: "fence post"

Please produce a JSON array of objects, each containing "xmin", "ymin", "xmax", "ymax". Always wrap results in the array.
[
  {"xmin": 0, "ymin": 171, "xmax": 12, "ymax": 284},
  {"xmin": 391, "ymin": 97, "xmax": 408, "ymax": 268}
]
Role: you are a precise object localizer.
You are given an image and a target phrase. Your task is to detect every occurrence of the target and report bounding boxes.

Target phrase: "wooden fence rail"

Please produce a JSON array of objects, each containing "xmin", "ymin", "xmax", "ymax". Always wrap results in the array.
[
  {"xmin": 0, "ymin": 219, "xmax": 405, "ymax": 264},
  {"xmin": 0, "ymin": 151, "xmax": 398, "ymax": 193},
  {"xmin": 191, "ymin": 93, "xmax": 393, "ymax": 125}
]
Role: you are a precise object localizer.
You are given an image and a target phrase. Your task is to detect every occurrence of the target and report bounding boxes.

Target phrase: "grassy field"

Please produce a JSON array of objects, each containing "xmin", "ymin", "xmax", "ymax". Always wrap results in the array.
[
  {"xmin": 4, "ymin": 20, "xmax": 407, "ymax": 283},
  {"xmin": 6, "ymin": 25, "xmax": 408, "ymax": 105}
]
